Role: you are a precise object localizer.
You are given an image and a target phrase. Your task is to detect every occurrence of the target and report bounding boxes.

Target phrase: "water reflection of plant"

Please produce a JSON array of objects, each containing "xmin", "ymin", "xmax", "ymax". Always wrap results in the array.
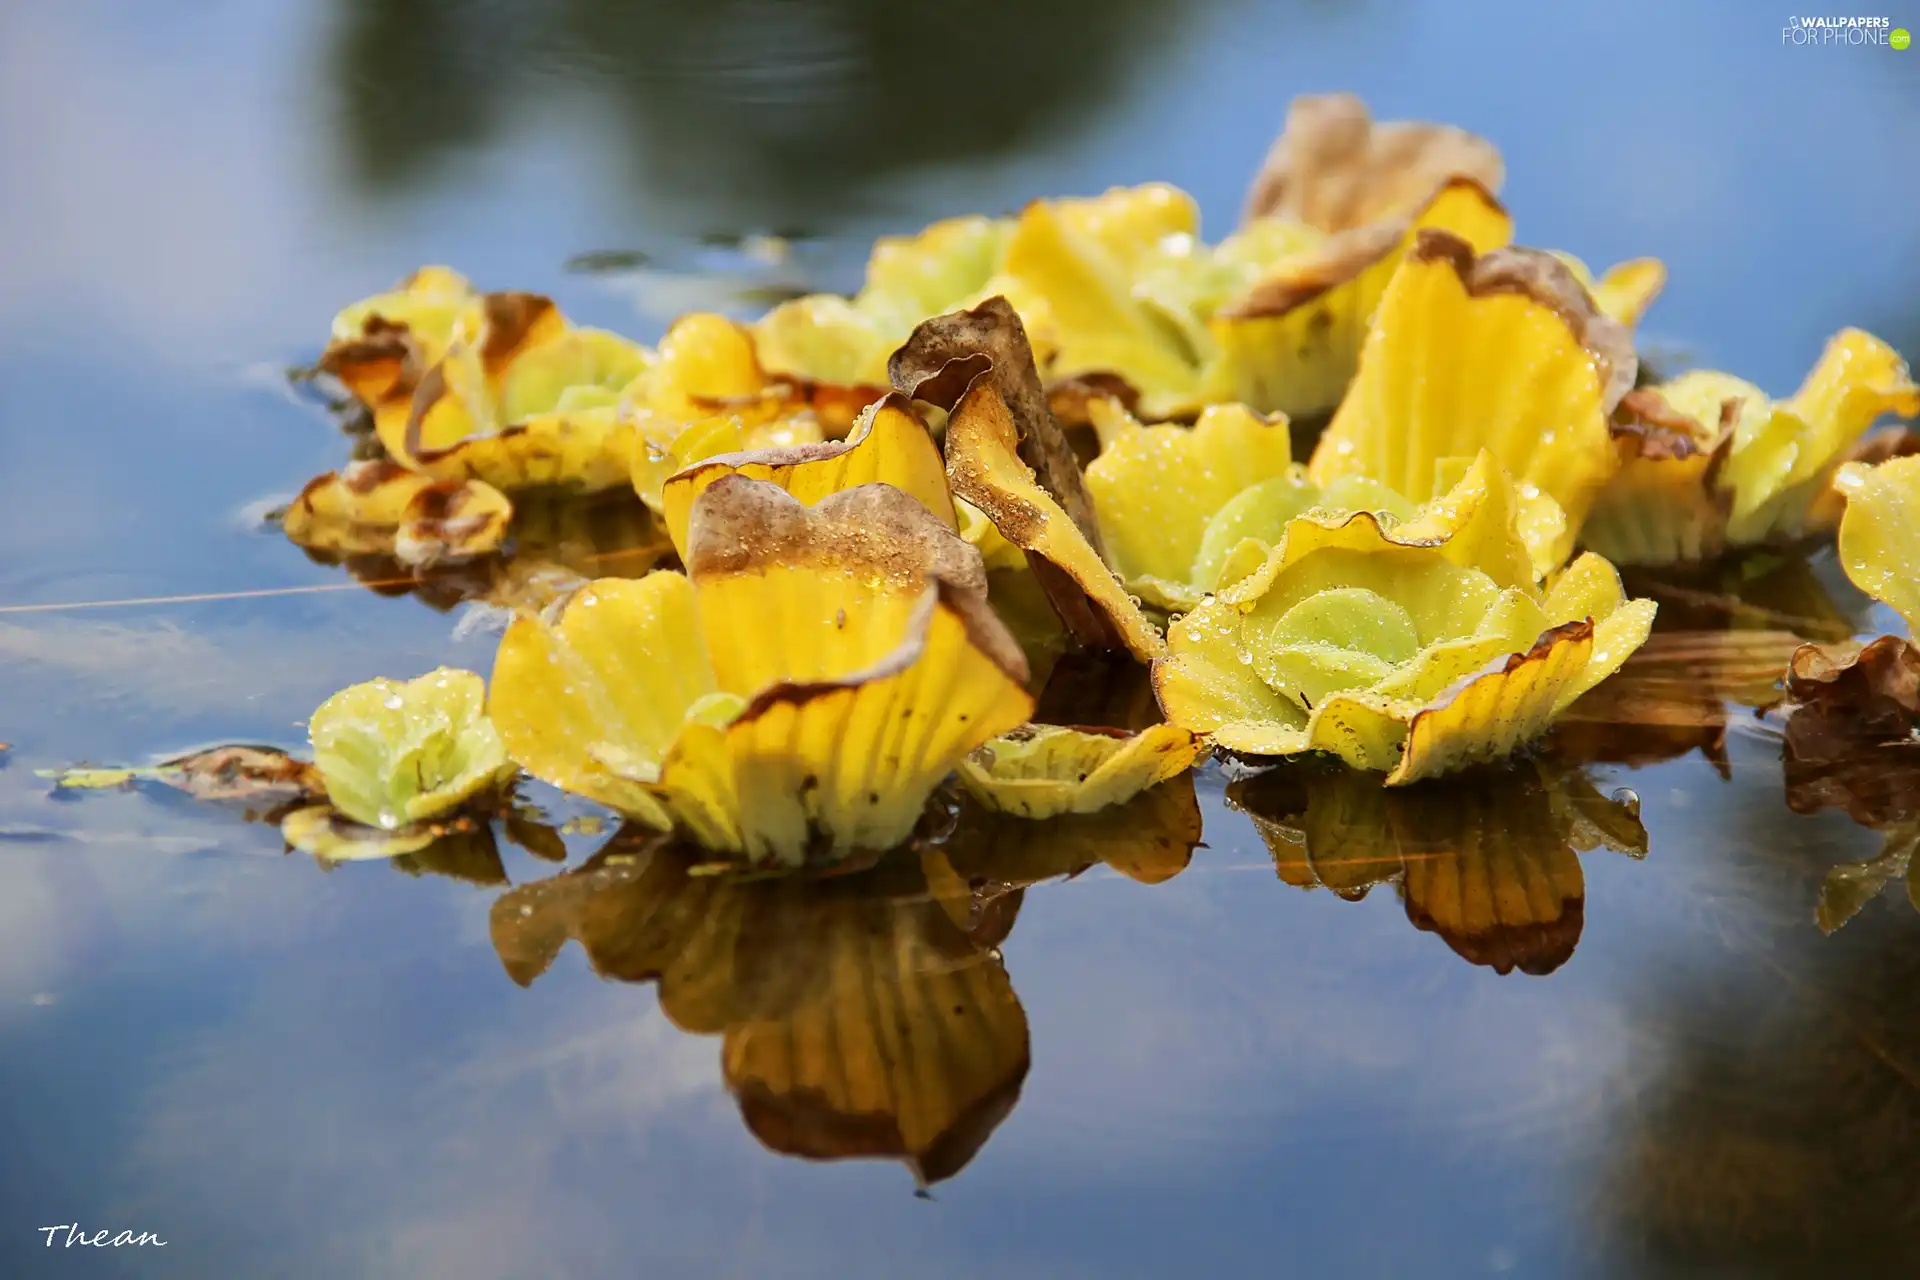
[
  {"xmin": 1227, "ymin": 759, "xmax": 1647, "ymax": 975},
  {"xmin": 478, "ymin": 775, "xmax": 1201, "ymax": 1184}
]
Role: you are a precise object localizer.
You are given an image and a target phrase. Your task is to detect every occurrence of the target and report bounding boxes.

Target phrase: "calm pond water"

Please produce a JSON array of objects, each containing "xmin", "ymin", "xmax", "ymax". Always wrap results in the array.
[{"xmin": 4, "ymin": 2, "xmax": 1920, "ymax": 1276}]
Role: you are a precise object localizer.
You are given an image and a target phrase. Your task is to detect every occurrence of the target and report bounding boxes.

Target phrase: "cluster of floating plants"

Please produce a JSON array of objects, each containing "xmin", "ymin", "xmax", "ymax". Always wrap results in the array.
[{"xmin": 45, "ymin": 94, "xmax": 1920, "ymax": 909}]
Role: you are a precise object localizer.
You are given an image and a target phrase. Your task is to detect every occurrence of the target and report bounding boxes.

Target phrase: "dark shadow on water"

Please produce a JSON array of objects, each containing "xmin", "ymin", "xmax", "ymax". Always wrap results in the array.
[{"xmin": 328, "ymin": 0, "xmax": 1287, "ymax": 226}]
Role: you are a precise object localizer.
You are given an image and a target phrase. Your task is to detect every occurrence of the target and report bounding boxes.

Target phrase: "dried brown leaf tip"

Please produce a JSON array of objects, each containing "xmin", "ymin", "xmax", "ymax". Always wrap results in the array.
[
  {"xmin": 889, "ymin": 296, "xmax": 1104, "ymax": 558},
  {"xmin": 890, "ymin": 298, "xmax": 1164, "ymax": 662},
  {"xmin": 1242, "ymin": 92, "xmax": 1504, "ymax": 230},
  {"xmin": 1780, "ymin": 636, "xmax": 1920, "ymax": 827}
]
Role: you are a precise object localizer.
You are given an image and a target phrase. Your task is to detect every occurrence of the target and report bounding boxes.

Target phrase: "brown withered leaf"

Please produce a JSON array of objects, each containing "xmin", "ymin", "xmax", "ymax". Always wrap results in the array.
[
  {"xmin": 1241, "ymin": 92, "xmax": 1504, "ymax": 230},
  {"xmin": 1228, "ymin": 759, "xmax": 1644, "ymax": 976},
  {"xmin": 889, "ymin": 296, "xmax": 1105, "ymax": 559},
  {"xmin": 1780, "ymin": 637, "xmax": 1920, "ymax": 827},
  {"xmin": 43, "ymin": 745, "xmax": 324, "ymax": 810},
  {"xmin": 490, "ymin": 837, "xmax": 1028, "ymax": 1186}
]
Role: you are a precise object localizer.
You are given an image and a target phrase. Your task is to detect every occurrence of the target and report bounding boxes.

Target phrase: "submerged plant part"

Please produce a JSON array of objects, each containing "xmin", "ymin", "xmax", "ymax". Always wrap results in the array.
[
  {"xmin": 281, "ymin": 667, "xmax": 516, "ymax": 859},
  {"xmin": 489, "ymin": 479, "xmax": 1035, "ymax": 869},
  {"xmin": 1229, "ymin": 758, "xmax": 1647, "ymax": 975},
  {"xmin": 956, "ymin": 722, "xmax": 1203, "ymax": 820},
  {"xmin": 1154, "ymin": 452, "xmax": 1656, "ymax": 783},
  {"xmin": 1581, "ymin": 332, "xmax": 1920, "ymax": 565},
  {"xmin": 1307, "ymin": 230, "xmax": 1637, "ymax": 565}
]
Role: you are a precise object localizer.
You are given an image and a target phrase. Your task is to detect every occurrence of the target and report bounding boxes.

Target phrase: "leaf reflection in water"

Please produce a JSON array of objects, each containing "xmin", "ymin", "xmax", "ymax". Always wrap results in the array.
[
  {"xmin": 489, "ymin": 832, "xmax": 1030, "ymax": 1186},
  {"xmin": 1228, "ymin": 760, "xmax": 1647, "ymax": 976}
]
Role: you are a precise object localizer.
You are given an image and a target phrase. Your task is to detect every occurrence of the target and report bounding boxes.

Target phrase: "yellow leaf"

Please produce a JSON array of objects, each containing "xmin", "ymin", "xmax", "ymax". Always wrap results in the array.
[
  {"xmin": 1835, "ymin": 454, "xmax": 1920, "ymax": 633},
  {"xmin": 944, "ymin": 378, "xmax": 1165, "ymax": 660},
  {"xmin": 661, "ymin": 393, "xmax": 953, "ymax": 557},
  {"xmin": 1309, "ymin": 232, "xmax": 1631, "ymax": 544},
  {"xmin": 491, "ymin": 481, "xmax": 1035, "ymax": 868},
  {"xmin": 956, "ymin": 722, "xmax": 1204, "ymax": 819}
]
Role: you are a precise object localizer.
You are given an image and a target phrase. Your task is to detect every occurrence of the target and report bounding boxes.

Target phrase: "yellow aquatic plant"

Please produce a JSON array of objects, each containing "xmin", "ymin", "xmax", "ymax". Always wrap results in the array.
[
  {"xmin": 1083, "ymin": 398, "xmax": 1420, "ymax": 611},
  {"xmin": 955, "ymin": 722, "xmax": 1203, "ymax": 820},
  {"xmin": 279, "ymin": 460, "xmax": 513, "ymax": 568},
  {"xmin": 489, "ymin": 478, "xmax": 1035, "ymax": 869},
  {"xmin": 1581, "ymin": 330, "xmax": 1920, "ymax": 565},
  {"xmin": 753, "ymin": 95, "xmax": 1655, "ymax": 425},
  {"xmin": 1308, "ymin": 231, "xmax": 1637, "ymax": 564},
  {"xmin": 1834, "ymin": 453, "xmax": 1920, "ymax": 632},
  {"xmin": 281, "ymin": 667, "xmax": 515, "ymax": 859},
  {"xmin": 1153, "ymin": 451, "xmax": 1655, "ymax": 783},
  {"xmin": 626, "ymin": 311, "xmax": 873, "ymax": 510},
  {"xmin": 757, "ymin": 178, "xmax": 1510, "ymax": 424}
]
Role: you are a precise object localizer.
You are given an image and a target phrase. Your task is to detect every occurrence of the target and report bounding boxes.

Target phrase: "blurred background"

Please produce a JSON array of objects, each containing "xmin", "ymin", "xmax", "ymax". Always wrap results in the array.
[{"xmin": 2, "ymin": 3, "xmax": 1919, "ymax": 1277}]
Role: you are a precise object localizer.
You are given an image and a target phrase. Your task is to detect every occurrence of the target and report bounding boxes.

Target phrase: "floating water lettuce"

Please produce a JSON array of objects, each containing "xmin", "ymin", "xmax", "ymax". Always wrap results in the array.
[
  {"xmin": 956, "ymin": 722, "xmax": 1203, "ymax": 819},
  {"xmin": 489, "ymin": 479, "xmax": 1035, "ymax": 869},
  {"xmin": 1834, "ymin": 453, "xmax": 1920, "ymax": 632},
  {"xmin": 318, "ymin": 265, "xmax": 484, "ymax": 432},
  {"xmin": 751, "ymin": 93, "xmax": 1514, "ymax": 422},
  {"xmin": 1581, "ymin": 331, "xmax": 1920, "ymax": 565},
  {"xmin": 1083, "ymin": 397, "xmax": 1418, "ymax": 610},
  {"xmin": 1154, "ymin": 451, "xmax": 1656, "ymax": 783},
  {"xmin": 280, "ymin": 667, "xmax": 516, "ymax": 860},
  {"xmin": 1307, "ymin": 231, "xmax": 1637, "ymax": 564},
  {"xmin": 279, "ymin": 460, "xmax": 513, "ymax": 568},
  {"xmin": 1228, "ymin": 757, "xmax": 1646, "ymax": 974}
]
